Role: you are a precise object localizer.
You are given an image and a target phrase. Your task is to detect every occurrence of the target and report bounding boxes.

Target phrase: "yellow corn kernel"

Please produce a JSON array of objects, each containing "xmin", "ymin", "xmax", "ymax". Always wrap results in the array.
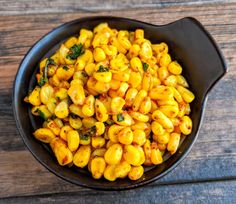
[
  {"xmin": 94, "ymin": 122, "xmax": 105, "ymax": 136},
  {"xmin": 32, "ymin": 105, "xmax": 52, "ymax": 120},
  {"xmin": 134, "ymin": 29, "xmax": 144, "ymax": 39},
  {"xmin": 159, "ymin": 105, "xmax": 179, "ymax": 118},
  {"xmin": 94, "ymin": 81, "xmax": 110, "ymax": 94},
  {"xmin": 153, "ymin": 132, "xmax": 170, "ymax": 144},
  {"xmin": 105, "ymin": 143, "xmax": 123, "ymax": 165},
  {"xmin": 101, "ymin": 45, "xmax": 117, "ymax": 57},
  {"xmin": 180, "ymin": 116, "xmax": 192, "ymax": 135},
  {"xmin": 164, "ymin": 75, "xmax": 177, "ymax": 87},
  {"xmin": 55, "ymin": 88, "xmax": 67, "ymax": 101},
  {"xmin": 93, "ymin": 47, "xmax": 106, "ymax": 62},
  {"xmin": 111, "ymin": 97, "xmax": 125, "ymax": 114},
  {"xmin": 123, "ymin": 145, "xmax": 141, "ymax": 166},
  {"xmin": 68, "ymin": 84, "xmax": 85, "ymax": 105},
  {"xmin": 109, "ymin": 79, "xmax": 121, "ymax": 90},
  {"xmin": 149, "ymin": 85, "xmax": 173, "ymax": 100},
  {"xmin": 104, "ymin": 164, "xmax": 117, "ymax": 181},
  {"xmin": 56, "ymin": 65, "xmax": 74, "ymax": 81},
  {"xmin": 132, "ymin": 129, "xmax": 146, "ymax": 146},
  {"xmin": 132, "ymin": 89, "xmax": 147, "ymax": 111},
  {"xmin": 64, "ymin": 37, "xmax": 77, "ymax": 48},
  {"xmin": 60, "ymin": 125, "xmax": 73, "ymax": 141},
  {"xmin": 33, "ymin": 128, "xmax": 56, "ymax": 143},
  {"xmin": 93, "ymin": 71, "xmax": 112, "ymax": 83},
  {"xmin": 168, "ymin": 61, "xmax": 182, "ymax": 75},
  {"xmin": 157, "ymin": 99, "xmax": 178, "ymax": 107},
  {"xmin": 129, "ymin": 44, "xmax": 140, "ymax": 57},
  {"xmin": 128, "ymin": 71, "xmax": 142, "ymax": 88},
  {"xmin": 170, "ymin": 87, "xmax": 183, "ymax": 103},
  {"xmin": 129, "ymin": 111, "xmax": 149, "ymax": 122},
  {"xmin": 108, "ymin": 125, "xmax": 124, "ymax": 143},
  {"xmin": 91, "ymin": 148, "xmax": 107, "ymax": 158},
  {"xmin": 67, "ymin": 130, "xmax": 80, "ymax": 152},
  {"xmin": 176, "ymin": 75, "xmax": 189, "ymax": 87},
  {"xmin": 114, "ymin": 161, "xmax": 131, "ymax": 178},
  {"xmin": 158, "ymin": 67, "xmax": 169, "ymax": 81},
  {"xmin": 82, "ymin": 117, "xmax": 97, "ymax": 128},
  {"xmin": 150, "ymin": 100, "xmax": 158, "ymax": 113},
  {"xmin": 143, "ymin": 139, "xmax": 151, "ymax": 161},
  {"xmin": 73, "ymin": 70, "xmax": 88, "ymax": 83},
  {"xmin": 28, "ymin": 86, "xmax": 41, "ymax": 106},
  {"xmin": 142, "ymin": 72, "xmax": 153, "ymax": 91},
  {"xmin": 110, "ymin": 53, "xmax": 129, "ymax": 73},
  {"xmin": 40, "ymin": 84, "xmax": 54, "ymax": 105},
  {"xmin": 46, "ymin": 119, "xmax": 61, "ymax": 135},
  {"xmin": 51, "ymin": 138, "xmax": 73, "ymax": 166},
  {"xmin": 49, "ymin": 74, "xmax": 60, "ymax": 87},
  {"xmin": 73, "ymin": 145, "xmax": 91, "ymax": 168},
  {"xmin": 139, "ymin": 41, "xmax": 153, "ymax": 59},
  {"xmin": 54, "ymin": 101, "xmax": 69, "ymax": 118},
  {"xmin": 91, "ymin": 157, "xmax": 106, "ymax": 179},
  {"xmin": 59, "ymin": 44, "xmax": 69, "ymax": 64},
  {"xmin": 152, "ymin": 77, "xmax": 161, "ymax": 87},
  {"xmin": 131, "ymin": 122, "xmax": 151, "ymax": 135},
  {"xmin": 112, "ymin": 112, "xmax": 134, "ymax": 126},
  {"xmin": 159, "ymin": 53, "xmax": 171, "ymax": 67},
  {"xmin": 82, "ymin": 95, "xmax": 95, "ymax": 117},
  {"xmin": 139, "ymin": 97, "xmax": 151, "ymax": 114},
  {"xmin": 152, "ymin": 110, "xmax": 174, "ymax": 130},
  {"xmin": 128, "ymin": 166, "xmax": 144, "ymax": 180},
  {"xmin": 69, "ymin": 104, "xmax": 86, "ymax": 118},
  {"xmin": 151, "ymin": 121, "xmax": 165, "ymax": 135},
  {"xmin": 177, "ymin": 86, "xmax": 195, "ymax": 103},
  {"xmin": 75, "ymin": 58, "xmax": 86, "ymax": 71},
  {"xmin": 152, "ymin": 42, "xmax": 168, "ymax": 54},
  {"xmin": 125, "ymin": 88, "xmax": 138, "ymax": 107},
  {"xmin": 69, "ymin": 115, "xmax": 82, "ymax": 129},
  {"xmin": 118, "ymin": 127, "xmax": 133, "ymax": 145},
  {"xmin": 85, "ymin": 63, "xmax": 96, "ymax": 76},
  {"xmin": 59, "ymin": 80, "xmax": 70, "ymax": 89},
  {"xmin": 130, "ymin": 57, "xmax": 143, "ymax": 72},
  {"xmin": 151, "ymin": 142, "xmax": 163, "ymax": 165},
  {"xmin": 92, "ymin": 136, "xmax": 105, "ymax": 148},
  {"xmin": 117, "ymin": 82, "xmax": 129, "ymax": 97},
  {"xmin": 135, "ymin": 146, "xmax": 145, "ymax": 166},
  {"xmin": 95, "ymin": 99, "xmax": 108, "ymax": 122},
  {"xmin": 113, "ymin": 69, "xmax": 130, "ymax": 82},
  {"xmin": 167, "ymin": 133, "xmax": 180, "ymax": 154}
]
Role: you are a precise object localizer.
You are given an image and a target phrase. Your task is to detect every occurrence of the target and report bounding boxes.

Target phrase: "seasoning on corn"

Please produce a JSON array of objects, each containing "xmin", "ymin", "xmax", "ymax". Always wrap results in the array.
[{"xmin": 25, "ymin": 23, "xmax": 195, "ymax": 181}]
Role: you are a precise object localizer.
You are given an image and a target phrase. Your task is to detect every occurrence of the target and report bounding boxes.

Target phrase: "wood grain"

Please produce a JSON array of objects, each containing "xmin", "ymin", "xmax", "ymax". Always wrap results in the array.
[
  {"xmin": 0, "ymin": 1, "xmax": 236, "ymax": 200},
  {"xmin": 0, "ymin": 0, "xmax": 234, "ymax": 16},
  {"xmin": 1, "ymin": 180, "xmax": 236, "ymax": 204}
]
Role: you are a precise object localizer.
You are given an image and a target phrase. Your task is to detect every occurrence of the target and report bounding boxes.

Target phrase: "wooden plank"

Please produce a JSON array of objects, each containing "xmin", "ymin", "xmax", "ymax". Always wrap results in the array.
[
  {"xmin": 0, "ymin": 3, "xmax": 236, "ymax": 57},
  {"xmin": 1, "ymin": 180, "xmax": 236, "ymax": 204},
  {"xmin": 0, "ymin": 0, "xmax": 234, "ymax": 16},
  {"xmin": 0, "ymin": 4, "xmax": 236, "ymax": 198}
]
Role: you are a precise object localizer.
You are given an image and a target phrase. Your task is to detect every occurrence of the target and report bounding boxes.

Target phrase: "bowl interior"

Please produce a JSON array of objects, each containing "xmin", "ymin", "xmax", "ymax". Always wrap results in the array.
[{"xmin": 13, "ymin": 16, "xmax": 226, "ymax": 190}]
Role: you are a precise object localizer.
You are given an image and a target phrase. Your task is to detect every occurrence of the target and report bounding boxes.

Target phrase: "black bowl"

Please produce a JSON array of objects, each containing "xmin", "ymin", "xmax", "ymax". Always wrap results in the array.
[{"xmin": 13, "ymin": 16, "xmax": 227, "ymax": 190}]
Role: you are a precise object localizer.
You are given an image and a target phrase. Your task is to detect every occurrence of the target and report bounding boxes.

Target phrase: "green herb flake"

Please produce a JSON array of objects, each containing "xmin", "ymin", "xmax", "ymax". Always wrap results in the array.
[
  {"xmin": 44, "ymin": 58, "xmax": 56, "ymax": 80},
  {"xmin": 66, "ymin": 44, "xmax": 84, "ymax": 60},
  {"xmin": 63, "ymin": 66, "xmax": 69, "ymax": 71},
  {"xmin": 142, "ymin": 62, "xmax": 149, "ymax": 72},
  {"xmin": 117, "ymin": 113, "xmax": 125, "ymax": 122},
  {"xmin": 37, "ymin": 109, "xmax": 46, "ymax": 120},
  {"xmin": 80, "ymin": 133, "xmax": 90, "ymax": 141},
  {"xmin": 90, "ymin": 126, "xmax": 97, "ymax": 135},
  {"xmin": 38, "ymin": 76, "xmax": 46, "ymax": 87},
  {"xmin": 97, "ymin": 65, "xmax": 109, "ymax": 72}
]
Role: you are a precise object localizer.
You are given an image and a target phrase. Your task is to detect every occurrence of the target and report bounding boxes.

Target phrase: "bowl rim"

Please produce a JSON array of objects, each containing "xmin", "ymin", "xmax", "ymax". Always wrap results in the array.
[{"xmin": 12, "ymin": 16, "xmax": 228, "ymax": 190}]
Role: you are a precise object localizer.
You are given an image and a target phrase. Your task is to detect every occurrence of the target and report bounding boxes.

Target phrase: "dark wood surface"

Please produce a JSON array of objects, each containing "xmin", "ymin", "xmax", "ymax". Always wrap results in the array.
[{"xmin": 0, "ymin": 0, "xmax": 236, "ymax": 203}]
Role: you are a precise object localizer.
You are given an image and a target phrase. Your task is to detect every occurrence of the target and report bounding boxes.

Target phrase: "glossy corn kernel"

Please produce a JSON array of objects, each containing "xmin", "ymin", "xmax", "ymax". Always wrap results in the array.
[
  {"xmin": 68, "ymin": 84, "xmax": 85, "ymax": 105},
  {"xmin": 168, "ymin": 61, "xmax": 182, "ymax": 75},
  {"xmin": 104, "ymin": 164, "xmax": 117, "ymax": 181},
  {"xmin": 167, "ymin": 133, "xmax": 180, "ymax": 154},
  {"xmin": 179, "ymin": 116, "xmax": 192, "ymax": 135},
  {"xmin": 92, "ymin": 136, "xmax": 105, "ymax": 148},
  {"xmin": 132, "ymin": 90, "xmax": 147, "ymax": 111},
  {"xmin": 118, "ymin": 127, "xmax": 133, "ymax": 145},
  {"xmin": 93, "ymin": 47, "xmax": 106, "ymax": 62},
  {"xmin": 111, "ymin": 97, "xmax": 126, "ymax": 114},
  {"xmin": 60, "ymin": 125, "xmax": 73, "ymax": 141},
  {"xmin": 123, "ymin": 145, "xmax": 141, "ymax": 166},
  {"xmin": 132, "ymin": 129, "xmax": 146, "ymax": 146},
  {"xmin": 33, "ymin": 128, "xmax": 56, "ymax": 143},
  {"xmin": 128, "ymin": 166, "xmax": 144, "ymax": 180},
  {"xmin": 82, "ymin": 95, "xmax": 95, "ymax": 117},
  {"xmin": 152, "ymin": 110, "xmax": 174, "ymax": 130},
  {"xmin": 73, "ymin": 145, "xmax": 91, "ymax": 168},
  {"xmin": 91, "ymin": 157, "xmax": 106, "ymax": 179},
  {"xmin": 54, "ymin": 101, "xmax": 69, "ymax": 119},
  {"xmin": 151, "ymin": 121, "xmax": 165, "ymax": 135},
  {"xmin": 104, "ymin": 143, "xmax": 123, "ymax": 165},
  {"xmin": 67, "ymin": 130, "xmax": 80, "ymax": 152},
  {"xmin": 95, "ymin": 99, "xmax": 109, "ymax": 122},
  {"xmin": 177, "ymin": 86, "xmax": 195, "ymax": 103},
  {"xmin": 28, "ymin": 86, "xmax": 41, "ymax": 106},
  {"xmin": 149, "ymin": 86, "xmax": 173, "ymax": 100}
]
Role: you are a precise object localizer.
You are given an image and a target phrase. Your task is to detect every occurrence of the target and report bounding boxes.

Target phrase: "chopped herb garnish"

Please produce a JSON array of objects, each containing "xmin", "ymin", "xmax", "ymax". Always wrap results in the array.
[
  {"xmin": 37, "ymin": 109, "xmax": 46, "ymax": 120},
  {"xmin": 70, "ymin": 113, "xmax": 78, "ymax": 119},
  {"xmin": 90, "ymin": 126, "xmax": 97, "ymax": 135},
  {"xmin": 105, "ymin": 119, "xmax": 115, "ymax": 126},
  {"xmin": 63, "ymin": 65, "xmax": 69, "ymax": 71},
  {"xmin": 117, "ymin": 113, "xmax": 125, "ymax": 122},
  {"xmin": 142, "ymin": 62, "xmax": 149, "ymax": 72},
  {"xmin": 97, "ymin": 65, "xmax": 109, "ymax": 72},
  {"xmin": 44, "ymin": 58, "xmax": 56, "ymax": 80},
  {"xmin": 38, "ymin": 76, "xmax": 46, "ymax": 87},
  {"xmin": 80, "ymin": 133, "xmax": 90, "ymax": 141},
  {"xmin": 56, "ymin": 96, "xmax": 60, "ymax": 101},
  {"xmin": 66, "ymin": 44, "xmax": 84, "ymax": 60},
  {"xmin": 94, "ymin": 94, "xmax": 101, "ymax": 99}
]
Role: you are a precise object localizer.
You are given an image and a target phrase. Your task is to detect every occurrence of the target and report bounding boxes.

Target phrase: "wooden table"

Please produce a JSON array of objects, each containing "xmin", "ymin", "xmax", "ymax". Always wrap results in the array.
[{"xmin": 0, "ymin": 0, "xmax": 235, "ymax": 203}]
